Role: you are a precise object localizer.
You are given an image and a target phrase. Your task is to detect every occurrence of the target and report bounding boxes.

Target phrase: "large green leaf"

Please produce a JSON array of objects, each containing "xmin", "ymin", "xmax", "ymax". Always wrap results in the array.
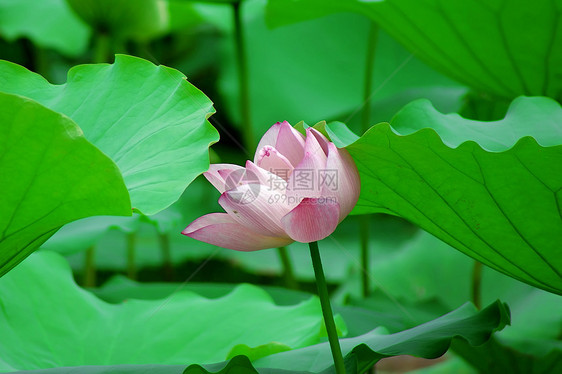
[
  {"xmin": 0, "ymin": 93, "xmax": 130, "ymax": 278},
  {"xmin": 0, "ymin": 355, "xmax": 471, "ymax": 374},
  {"xmin": 342, "ymin": 231, "xmax": 562, "ymax": 373},
  {"xmin": 266, "ymin": 0, "xmax": 562, "ymax": 101},
  {"xmin": 4, "ymin": 356, "xmax": 309, "ymax": 374},
  {"xmin": 1, "ymin": 253, "xmax": 509, "ymax": 373},
  {"xmin": 220, "ymin": 0, "xmax": 466, "ymax": 142},
  {"xmin": 0, "ymin": 251, "xmax": 342, "ymax": 372},
  {"xmin": 454, "ymin": 282, "xmax": 562, "ymax": 373},
  {"xmin": 253, "ymin": 300, "xmax": 509, "ymax": 373},
  {"xmin": 0, "ymin": 0, "xmax": 90, "ymax": 57},
  {"xmin": 343, "ymin": 96, "xmax": 562, "ymax": 294},
  {"xmin": 452, "ymin": 337, "xmax": 562, "ymax": 374},
  {"xmin": 0, "ymin": 55, "xmax": 219, "ymax": 215}
]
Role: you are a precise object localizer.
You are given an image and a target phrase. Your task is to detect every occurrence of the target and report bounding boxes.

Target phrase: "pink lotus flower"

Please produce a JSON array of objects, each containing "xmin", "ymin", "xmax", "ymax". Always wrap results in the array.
[{"xmin": 182, "ymin": 121, "xmax": 360, "ymax": 250}]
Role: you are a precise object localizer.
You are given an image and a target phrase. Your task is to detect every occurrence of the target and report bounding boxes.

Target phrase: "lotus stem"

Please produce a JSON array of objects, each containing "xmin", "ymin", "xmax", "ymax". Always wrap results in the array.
[
  {"xmin": 233, "ymin": 0, "xmax": 255, "ymax": 152},
  {"xmin": 472, "ymin": 261, "xmax": 483, "ymax": 309},
  {"xmin": 309, "ymin": 241, "xmax": 346, "ymax": 374},
  {"xmin": 93, "ymin": 33, "xmax": 110, "ymax": 63},
  {"xmin": 359, "ymin": 216, "xmax": 370, "ymax": 297},
  {"xmin": 277, "ymin": 246, "xmax": 299, "ymax": 290},
  {"xmin": 126, "ymin": 232, "xmax": 137, "ymax": 280},
  {"xmin": 83, "ymin": 246, "xmax": 96, "ymax": 288},
  {"xmin": 159, "ymin": 232, "xmax": 175, "ymax": 281},
  {"xmin": 33, "ymin": 45, "xmax": 50, "ymax": 81},
  {"xmin": 362, "ymin": 21, "xmax": 379, "ymax": 133},
  {"xmin": 359, "ymin": 22, "xmax": 379, "ymax": 298}
]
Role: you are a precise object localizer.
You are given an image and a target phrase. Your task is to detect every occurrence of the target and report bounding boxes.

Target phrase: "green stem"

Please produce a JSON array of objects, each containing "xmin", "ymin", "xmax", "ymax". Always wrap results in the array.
[
  {"xmin": 361, "ymin": 22, "xmax": 379, "ymax": 134},
  {"xmin": 127, "ymin": 232, "xmax": 137, "ymax": 280},
  {"xmin": 33, "ymin": 45, "xmax": 50, "ymax": 81},
  {"xmin": 359, "ymin": 216, "xmax": 370, "ymax": 297},
  {"xmin": 233, "ymin": 0, "xmax": 255, "ymax": 152},
  {"xmin": 93, "ymin": 33, "xmax": 111, "ymax": 63},
  {"xmin": 309, "ymin": 241, "xmax": 346, "ymax": 374},
  {"xmin": 359, "ymin": 22, "xmax": 378, "ymax": 299},
  {"xmin": 159, "ymin": 232, "xmax": 175, "ymax": 281},
  {"xmin": 471, "ymin": 261, "xmax": 482, "ymax": 309},
  {"xmin": 277, "ymin": 246, "xmax": 299, "ymax": 290},
  {"xmin": 112, "ymin": 38, "xmax": 127, "ymax": 56},
  {"xmin": 83, "ymin": 246, "xmax": 96, "ymax": 288}
]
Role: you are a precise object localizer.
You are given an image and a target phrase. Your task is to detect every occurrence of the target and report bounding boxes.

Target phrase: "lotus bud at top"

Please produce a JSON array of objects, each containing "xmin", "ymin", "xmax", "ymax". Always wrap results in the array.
[{"xmin": 182, "ymin": 121, "xmax": 360, "ymax": 250}]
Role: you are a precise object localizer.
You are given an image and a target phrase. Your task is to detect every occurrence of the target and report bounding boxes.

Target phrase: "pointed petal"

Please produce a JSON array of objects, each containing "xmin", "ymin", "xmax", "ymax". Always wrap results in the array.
[
  {"xmin": 325, "ymin": 143, "xmax": 361, "ymax": 220},
  {"xmin": 254, "ymin": 121, "xmax": 305, "ymax": 166},
  {"xmin": 274, "ymin": 121, "xmax": 306, "ymax": 166},
  {"xmin": 204, "ymin": 164, "xmax": 244, "ymax": 193},
  {"xmin": 254, "ymin": 121, "xmax": 284, "ymax": 163},
  {"xmin": 304, "ymin": 127, "xmax": 329, "ymax": 161},
  {"xmin": 255, "ymin": 145, "xmax": 294, "ymax": 180},
  {"xmin": 219, "ymin": 184, "xmax": 296, "ymax": 237},
  {"xmin": 308, "ymin": 128, "xmax": 329, "ymax": 156},
  {"xmin": 182, "ymin": 213, "xmax": 293, "ymax": 251},
  {"xmin": 281, "ymin": 198, "xmax": 340, "ymax": 242}
]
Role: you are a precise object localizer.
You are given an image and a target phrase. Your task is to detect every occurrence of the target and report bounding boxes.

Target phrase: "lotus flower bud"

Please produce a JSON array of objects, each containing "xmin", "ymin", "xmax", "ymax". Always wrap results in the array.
[{"xmin": 182, "ymin": 121, "xmax": 360, "ymax": 250}]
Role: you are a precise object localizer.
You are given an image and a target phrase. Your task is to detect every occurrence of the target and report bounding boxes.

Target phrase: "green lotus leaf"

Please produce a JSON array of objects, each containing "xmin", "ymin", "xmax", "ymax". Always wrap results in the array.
[
  {"xmin": 0, "ymin": 356, "xmax": 311, "ymax": 374},
  {"xmin": 266, "ymin": 0, "xmax": 562, "ymax": 101},
  {"xmin": 339, "ymin": 96, "xmax": 562, "ymax": 294},
  {"xmin": 0, "ymin": 0, "xmax": 90, "ymax": 56},
  {"xmin": 253, "ymin": 300, "xmax": 509, "ymax": 373},
  {"xmin": 0, "ymin": 55, "xmax": 219, "ymax": 215},
  {"xmin": 0, "ymin": 92, "xmax": 130, "ymax": 277},
  {"xmin": 0, "ymin": 251, "xmax": 343, "ymax": 372},
  {"xmin": 344, "ymin": 230, "xmax": 562, "ymax": 373},
  {"xmin": 1, "ymin": 252, "xmax": 509, "ymax": 373}
]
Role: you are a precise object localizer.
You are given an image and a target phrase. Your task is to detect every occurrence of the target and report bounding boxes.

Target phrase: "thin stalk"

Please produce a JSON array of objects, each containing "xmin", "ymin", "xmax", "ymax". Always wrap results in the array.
[
  {"xmin": 277, "ymin": 246, "xmax": 299, "ymax": 290},
  {"xmin": 233, "ymin": 0, "xmax": 255, "ymax": 152},
  {"xmin": 33, "ymin": 46, "xmax": 50, "ymax": 81},
  {"xmin": 83, "ymin": 246, "xmax": 96, "ymax": 288},
  {"xmin": 359, "ymin": 216, "xmax": 370, "ymax": 297},
  {"xmin": 112, "ymin": 39, "xmax": 128, "ymax": 56},
  {"xmin": 471, "ymin": 261, "xmax": 483, "ymax": 309},
  {"xmin": 361, "ymin": 22, "xmax": 379, "ymax": 134},
  {"xmin": 359, "ymin": 22, "xmax": 379, "ymax": 299},
  {"xmin": 159, "ymin": 232, "xmax": 175, "ymax": 281},
  {"xmin": 93, "ymin": 33, "xmax": 111, "ymax": 63},
  {"xmin": 126, "ymin": 232, "xmax": 137, "ymax": 280},
  {"xmin": 309, "ymin": 241, "xmax": 346, "ymax": 374}
]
